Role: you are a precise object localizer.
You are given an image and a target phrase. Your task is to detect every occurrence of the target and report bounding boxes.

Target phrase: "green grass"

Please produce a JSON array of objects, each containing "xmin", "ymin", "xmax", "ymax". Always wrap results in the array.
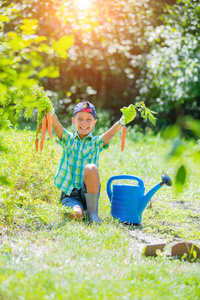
[{"xmin": 0, "ymin": 128, "xmax": 200, "ymax": 299}]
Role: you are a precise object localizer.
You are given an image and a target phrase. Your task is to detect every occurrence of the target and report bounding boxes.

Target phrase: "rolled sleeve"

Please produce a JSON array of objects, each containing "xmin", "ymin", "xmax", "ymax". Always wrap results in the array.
[
  {"xmin": 96, "ymin": 135, "xmax": 109, "ymax": 153},
  {"xmin": 59, "ymin": 129, "xmax": 73, "ymax": 148}
]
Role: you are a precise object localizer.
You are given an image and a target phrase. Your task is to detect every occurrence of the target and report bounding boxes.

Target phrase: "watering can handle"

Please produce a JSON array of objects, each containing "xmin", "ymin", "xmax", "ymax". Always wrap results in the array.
[{"xmin": 107, "ymin": 175, "xmax": 144, "ymax": 201}]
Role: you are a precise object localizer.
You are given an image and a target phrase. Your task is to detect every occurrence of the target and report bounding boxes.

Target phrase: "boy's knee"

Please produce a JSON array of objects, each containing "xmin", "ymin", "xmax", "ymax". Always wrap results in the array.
[
  {"xmin": 85, "ymin": 164, "xmax": 99, "ymax": 174},
  {"xmin": 84, "ymin": 164, "xmax": 100, "ymax": 193}
]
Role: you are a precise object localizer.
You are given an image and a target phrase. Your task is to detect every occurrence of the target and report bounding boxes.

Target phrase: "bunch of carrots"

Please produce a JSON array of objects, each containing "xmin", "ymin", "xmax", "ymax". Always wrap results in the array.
[
  {"xmin": 35, "ymin": 112, "xmax": 53, "ymax": 152},
  {"xmin": 13, "ymin": 84, "xmax": 54, "ymax": 152}
]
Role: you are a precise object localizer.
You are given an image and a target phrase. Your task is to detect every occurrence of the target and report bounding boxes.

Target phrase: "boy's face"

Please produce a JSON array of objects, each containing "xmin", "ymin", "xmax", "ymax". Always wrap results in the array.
[{"xmin": 72, "ymin": 111, "xmax": 97, "ymax": 139}]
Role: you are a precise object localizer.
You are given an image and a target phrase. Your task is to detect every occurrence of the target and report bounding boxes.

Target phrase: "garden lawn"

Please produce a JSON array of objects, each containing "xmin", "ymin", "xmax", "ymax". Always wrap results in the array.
[{"xmin": 0, "ymin": 128, "xmax": 200, "ymax": 300}]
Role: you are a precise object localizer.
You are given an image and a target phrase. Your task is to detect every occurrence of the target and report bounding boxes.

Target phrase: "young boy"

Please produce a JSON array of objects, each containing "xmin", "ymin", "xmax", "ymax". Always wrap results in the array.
[{"xmin": 52, "ymin": 101, "xmax": 132, "ymax": 223}]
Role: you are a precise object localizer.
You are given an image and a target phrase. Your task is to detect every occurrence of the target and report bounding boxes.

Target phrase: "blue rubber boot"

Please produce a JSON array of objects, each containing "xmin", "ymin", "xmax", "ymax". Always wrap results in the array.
[{"xmin": 85, "ymin": 193, "xmax": 102, "ymax": 223}]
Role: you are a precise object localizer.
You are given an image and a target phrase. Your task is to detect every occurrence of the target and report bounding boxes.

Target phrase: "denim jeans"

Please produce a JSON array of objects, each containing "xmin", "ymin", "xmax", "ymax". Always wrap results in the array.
[{"xmin": 61, "ymin": 184, "xmax": 101, "ymax": 210}]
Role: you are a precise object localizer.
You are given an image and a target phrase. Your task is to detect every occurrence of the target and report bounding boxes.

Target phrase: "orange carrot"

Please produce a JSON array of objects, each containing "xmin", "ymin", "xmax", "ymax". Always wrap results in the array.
[
  {"xmin": 40, "ymin": 116, "xmax": 47, "ymax": 151},
  {"xmin": 38, "ymin": 123, "xmax": 42, "ymax": 133},
  {"xmin": 121, "ymin": 126, "xmax": 127, "ymax": 152},
  {"xmin": 46, "ymin": 112, "xmax": 53, "ymax": 138},
  {"xmin": 35, "ymin": 138, "xmax": 39, "ymax": 152}
]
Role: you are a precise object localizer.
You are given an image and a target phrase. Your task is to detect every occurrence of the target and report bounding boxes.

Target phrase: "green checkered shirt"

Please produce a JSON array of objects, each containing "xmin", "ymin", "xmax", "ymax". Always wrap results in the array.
[{"xmin": 54, "ymin": 129, "xmax": 109, "ymax": 195}]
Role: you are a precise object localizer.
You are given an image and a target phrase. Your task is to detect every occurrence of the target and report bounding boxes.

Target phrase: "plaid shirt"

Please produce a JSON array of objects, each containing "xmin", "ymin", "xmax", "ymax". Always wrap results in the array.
[{"xmin": 54, "ymin": 129, "xmax": 109, "ymax": 195}]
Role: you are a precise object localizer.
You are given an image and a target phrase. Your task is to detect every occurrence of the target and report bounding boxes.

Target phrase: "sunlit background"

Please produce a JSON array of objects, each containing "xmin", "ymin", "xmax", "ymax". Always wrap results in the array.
[
  {"xmin": 1, "ymin": 0, "xmax": 200, "ymax": 130},
  {"xmin": 74, "ymin": 0, "xmax": 94, "ymax": 10}
]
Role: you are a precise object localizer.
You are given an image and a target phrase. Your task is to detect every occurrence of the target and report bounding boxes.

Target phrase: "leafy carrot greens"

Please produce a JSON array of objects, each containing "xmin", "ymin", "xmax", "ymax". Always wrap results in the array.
[
  {"xmin": 14, "ymin": 85, "xmax": 53, "ymax": 132},
  {"xmin": 120, "ymin": 102, "xmax": 157, "ymax": 151},
  {"xmin": 120, "ymin": 102, "xmax": 157, "ymax": 126},
  {"xmin": 14, "ymin": 85, "xmax": 53, "ymax": 151}
]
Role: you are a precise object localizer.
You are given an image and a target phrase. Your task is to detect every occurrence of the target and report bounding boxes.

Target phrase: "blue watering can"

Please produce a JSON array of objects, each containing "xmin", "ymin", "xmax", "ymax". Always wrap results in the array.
[{"xmin": 107, "ymin": 174, "xmax": 172, "ymax": 224}]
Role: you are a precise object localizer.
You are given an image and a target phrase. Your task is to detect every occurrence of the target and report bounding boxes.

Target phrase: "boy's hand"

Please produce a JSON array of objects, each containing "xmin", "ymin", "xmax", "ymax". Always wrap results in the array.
[{"xmin": 120, "ymin": 104, "xmax": 137, "ymax": 125}]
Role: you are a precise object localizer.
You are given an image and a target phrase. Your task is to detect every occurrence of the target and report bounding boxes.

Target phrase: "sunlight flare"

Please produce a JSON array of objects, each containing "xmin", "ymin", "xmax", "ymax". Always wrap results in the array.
[{"xmin": 74, "ymin": 0, "xmax": 94, "ymax": 10}]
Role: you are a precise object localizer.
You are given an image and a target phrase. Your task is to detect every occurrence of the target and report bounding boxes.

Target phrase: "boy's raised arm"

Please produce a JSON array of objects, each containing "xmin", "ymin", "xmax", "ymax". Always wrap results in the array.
[
  {"xmin": 102, "ymin": 121, "xmax": 122, "ymax": 146},
  {"xmin": 52, "ymin": 114, "xmax": 64, "ymax": 141},
  {"xmin": 102, "ymin": 106, "xmax": 138, "ymax": 146}
]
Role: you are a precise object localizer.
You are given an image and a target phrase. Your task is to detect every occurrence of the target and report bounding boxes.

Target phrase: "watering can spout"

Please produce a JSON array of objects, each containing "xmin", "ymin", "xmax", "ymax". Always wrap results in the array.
[
  {"xmin": 141, "ymin": 183, "xmax": 163, "ymax": 212},
  {"xmin": 141, "ymin": 174, "xmax": 172, "ymax": 212}
]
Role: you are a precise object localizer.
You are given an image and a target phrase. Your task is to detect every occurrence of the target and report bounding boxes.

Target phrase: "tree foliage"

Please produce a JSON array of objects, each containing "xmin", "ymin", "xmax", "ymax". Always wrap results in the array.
[
  {"xmin": 0, "ymin": 0, "xmax": 199, "ymax": 129},
  {"xmin": 136, "ymin": 0, "xmax": 200, "ymax": 127},
  {"xmin": 0, "ymin": 0, "xmax": 73, "ymax": 127}
]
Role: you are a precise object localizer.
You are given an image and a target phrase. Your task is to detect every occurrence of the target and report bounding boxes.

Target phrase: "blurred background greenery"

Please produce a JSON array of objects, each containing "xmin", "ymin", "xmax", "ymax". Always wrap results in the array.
[{"xmin": 1, "ymin": 0, "xmax": 199, "ymax": 130}]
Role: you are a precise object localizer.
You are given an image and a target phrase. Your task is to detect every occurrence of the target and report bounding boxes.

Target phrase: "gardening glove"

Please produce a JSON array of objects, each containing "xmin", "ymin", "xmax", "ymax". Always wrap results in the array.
[{"xmin": 119, "ymin": 104, "xmax": 137, "ymax": 126}]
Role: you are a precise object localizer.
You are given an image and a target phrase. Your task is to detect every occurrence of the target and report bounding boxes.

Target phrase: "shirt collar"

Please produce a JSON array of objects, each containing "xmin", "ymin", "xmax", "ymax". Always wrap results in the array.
[{"xmin": 74, "ymin": 131, "xmax": 93, "ymax": 140}]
